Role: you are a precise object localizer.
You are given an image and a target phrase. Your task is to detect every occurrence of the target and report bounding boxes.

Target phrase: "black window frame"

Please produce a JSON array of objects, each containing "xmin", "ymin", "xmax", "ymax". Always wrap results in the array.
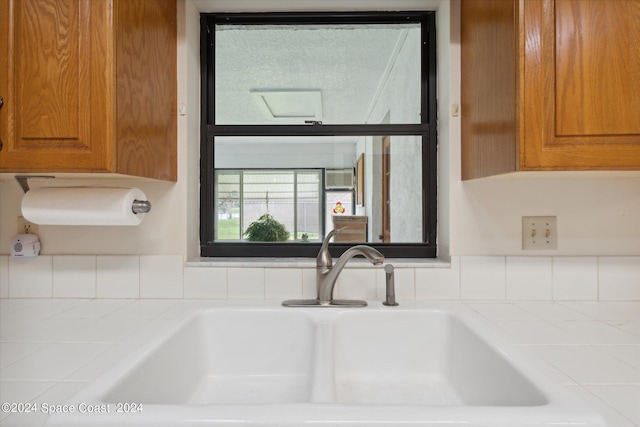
[{"xmin": 200, "ymin": 11, "xmax": 437, "ymax": 258}]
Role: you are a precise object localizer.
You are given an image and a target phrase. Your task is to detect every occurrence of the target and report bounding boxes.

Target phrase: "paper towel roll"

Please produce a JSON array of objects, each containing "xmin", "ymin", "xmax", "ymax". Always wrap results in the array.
[{"xmin": 21, "ymin": 187, "xmax": 148, "ymax": 226}]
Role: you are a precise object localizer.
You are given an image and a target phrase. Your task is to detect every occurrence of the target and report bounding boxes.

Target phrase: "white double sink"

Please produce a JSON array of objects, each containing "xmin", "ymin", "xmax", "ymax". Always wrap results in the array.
[{"xmin": 46, "ymin": 302, "xmax": 605, "ymax": 426}]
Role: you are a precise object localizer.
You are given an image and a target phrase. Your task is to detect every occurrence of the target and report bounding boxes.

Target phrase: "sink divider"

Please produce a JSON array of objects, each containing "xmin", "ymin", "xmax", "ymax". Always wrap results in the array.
[{"xmin": 310, "ymin": 316, "xmax": 337, "ymax": 403}]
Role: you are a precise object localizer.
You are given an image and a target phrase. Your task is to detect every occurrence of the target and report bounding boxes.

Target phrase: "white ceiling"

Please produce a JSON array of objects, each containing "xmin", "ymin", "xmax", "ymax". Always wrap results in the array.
[
  {"xmin": 197, "ymin": 0, "xmax": 429, "ymax": 147},
  {"xmin": 215, "ymin": 24, "xmax": 411, "ymax": 125}
]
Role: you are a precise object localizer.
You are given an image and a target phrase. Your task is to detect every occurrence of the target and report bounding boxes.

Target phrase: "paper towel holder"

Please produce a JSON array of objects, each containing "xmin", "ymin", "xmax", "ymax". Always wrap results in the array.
[
  {"xmin": 16, "ymin": 175, "xmax": 151, "ymax": 215},
  {"xmin": 15, "ymin": 175, "xmax": 55, "ymax": 193}
]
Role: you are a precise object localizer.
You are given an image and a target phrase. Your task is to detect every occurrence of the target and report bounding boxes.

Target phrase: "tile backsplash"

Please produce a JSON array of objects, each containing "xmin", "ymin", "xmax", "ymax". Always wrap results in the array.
[{"xmin": 0, "ymin": 255, "xmax": 638, "ymax": 301}]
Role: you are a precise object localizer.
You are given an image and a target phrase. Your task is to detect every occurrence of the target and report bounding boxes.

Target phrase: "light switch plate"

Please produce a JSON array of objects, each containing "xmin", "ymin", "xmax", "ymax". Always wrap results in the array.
[{"xmin": 522, "ymin": 216, "xmax": 557, "ymax": 250}]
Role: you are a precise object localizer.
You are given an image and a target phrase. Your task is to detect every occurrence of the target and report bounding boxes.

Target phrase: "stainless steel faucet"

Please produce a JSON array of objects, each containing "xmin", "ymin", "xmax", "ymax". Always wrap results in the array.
[
  {"xmin": 283, "ymin": 228, "xmax": 384, "ymax": 307},
  {"xmin": 316, "ymin": 229, "xmax": 384, "ymax": 304}
]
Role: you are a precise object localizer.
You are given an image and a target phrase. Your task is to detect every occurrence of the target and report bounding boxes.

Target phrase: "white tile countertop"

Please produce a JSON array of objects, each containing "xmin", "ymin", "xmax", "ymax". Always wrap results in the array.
[{"xmin": 0, "ymin": 299, "xmax": 638, "ymax": 427}]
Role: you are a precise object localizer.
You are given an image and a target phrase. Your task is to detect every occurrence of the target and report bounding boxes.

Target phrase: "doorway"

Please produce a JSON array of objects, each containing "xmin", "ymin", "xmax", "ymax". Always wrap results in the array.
[{"xmin": 382, "ymin": 136, "xmax": 391, "ymax": 242}]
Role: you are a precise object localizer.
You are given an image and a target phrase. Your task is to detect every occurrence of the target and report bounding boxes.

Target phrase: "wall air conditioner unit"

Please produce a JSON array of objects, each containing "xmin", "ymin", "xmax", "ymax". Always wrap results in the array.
[{"xmin": 325, "ymin": 168, "xmax": 355, "ymax": 189}]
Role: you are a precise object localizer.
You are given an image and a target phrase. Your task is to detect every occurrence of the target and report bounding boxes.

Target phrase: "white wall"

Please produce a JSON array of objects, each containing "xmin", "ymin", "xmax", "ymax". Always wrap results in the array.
[
  {"xmin": 216, "ymin": 142, "xmax": 356, "ymax": 169},
  {"xmin": 184, "ymin": 0, "xmax": 203, "ymax": 260},
  {"xmin": 0, "ymin": 176, "xmax": 184, "ymax": 255},
  {"xmin": 1, "ymin": 0, "xmax": 639, "ymax": 260}
]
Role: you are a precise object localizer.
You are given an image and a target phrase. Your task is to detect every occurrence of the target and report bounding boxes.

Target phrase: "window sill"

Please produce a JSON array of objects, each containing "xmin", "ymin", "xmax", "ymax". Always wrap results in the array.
[{"xmin": 186, "ymin": 257, "xmax": 451, "ymax": 268}]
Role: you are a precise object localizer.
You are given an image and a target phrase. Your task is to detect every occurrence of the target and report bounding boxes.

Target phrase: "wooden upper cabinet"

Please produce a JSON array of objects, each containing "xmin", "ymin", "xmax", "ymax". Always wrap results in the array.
[
  {"xmin": 0, "ymin": 0, "xmax": 177, "ymax": 181},
  {"xmin": 462, "ymin": 0, "xmax": 640, "ymax": 180}
]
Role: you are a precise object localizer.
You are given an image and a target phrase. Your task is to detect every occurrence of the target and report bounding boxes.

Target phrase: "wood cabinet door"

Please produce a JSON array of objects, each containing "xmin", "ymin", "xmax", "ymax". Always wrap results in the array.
[
  {"xmin": 0, "ymin": 0, "xmax": 114, "ymax": 172},
  {"xmin": 521, "ymin": 0, "xmax": 640, "ymax": 170}
]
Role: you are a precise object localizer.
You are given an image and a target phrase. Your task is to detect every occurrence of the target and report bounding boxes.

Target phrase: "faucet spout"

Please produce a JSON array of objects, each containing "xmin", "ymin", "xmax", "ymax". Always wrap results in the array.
[
  {"xmin": 282, "ymin": 230, "xmax": 385, "ymax": 308},
  {"xmin": 317, "ymin": 244, "xmax": 384, "ymax": 303},
  {"xmin": 316, "ymin": 228, "xmax": 343, "ymax": 269}
]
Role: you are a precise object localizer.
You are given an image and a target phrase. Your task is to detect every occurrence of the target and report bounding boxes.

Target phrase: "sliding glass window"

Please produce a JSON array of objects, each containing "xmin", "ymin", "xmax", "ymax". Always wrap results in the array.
[
  {"xmin": 200, "ymin": 12, "xmax": 437, "ymax": 257},
  {"xmin": 215, "ymin": 169, "xmax": 323, "ymax": 242}
]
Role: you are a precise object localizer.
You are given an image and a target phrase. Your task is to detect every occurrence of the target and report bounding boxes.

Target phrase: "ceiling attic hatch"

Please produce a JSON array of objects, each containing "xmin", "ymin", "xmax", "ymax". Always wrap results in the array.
[{"xmin": 251, "ymin": 89, "xmax": 323, "ymax": 121}]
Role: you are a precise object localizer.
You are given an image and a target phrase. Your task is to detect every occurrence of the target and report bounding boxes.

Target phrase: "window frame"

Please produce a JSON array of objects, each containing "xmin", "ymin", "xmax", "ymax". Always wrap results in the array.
[{"xmin": 200, "ymin": 11, "xmax": 437, "ymax": 258}]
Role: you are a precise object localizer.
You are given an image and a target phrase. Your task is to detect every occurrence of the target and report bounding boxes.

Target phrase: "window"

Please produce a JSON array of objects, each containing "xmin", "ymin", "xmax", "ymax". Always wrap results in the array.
[
  {"xmin": 200, "ymin": 12, "xmax": 437, "ymax": 257},
  {"xmin": 215, "ymin": 169, "xmax": 323, "ymax": 241}
]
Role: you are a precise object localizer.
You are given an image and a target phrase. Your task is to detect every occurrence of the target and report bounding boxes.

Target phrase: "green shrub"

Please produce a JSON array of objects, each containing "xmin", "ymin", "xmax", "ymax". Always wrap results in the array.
[{"xmin": 243, "ymin": 214, "xmax": 290, "ymax": 242}]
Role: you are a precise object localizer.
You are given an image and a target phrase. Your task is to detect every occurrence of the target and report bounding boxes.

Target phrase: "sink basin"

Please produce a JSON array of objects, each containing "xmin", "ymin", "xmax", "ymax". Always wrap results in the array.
[
  {"xmin": 103, "ymin": 310, "xmax": 315, "ymax": 405},
  {"xmin": 334, "ymin": 311, "xmax": 546, "ymax": 406},
  {"xmin": 46, "ymin": 302, "xmax": 605, "ymax": 427}
]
